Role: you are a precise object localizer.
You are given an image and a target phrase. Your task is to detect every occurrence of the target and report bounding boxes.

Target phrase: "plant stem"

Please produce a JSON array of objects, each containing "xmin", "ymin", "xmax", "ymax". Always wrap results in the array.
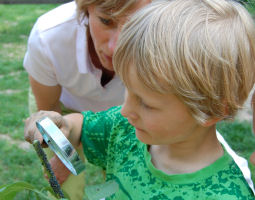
[{"xmin": 33, "ymin": 140, "xmax": 65, "ymax": 199}]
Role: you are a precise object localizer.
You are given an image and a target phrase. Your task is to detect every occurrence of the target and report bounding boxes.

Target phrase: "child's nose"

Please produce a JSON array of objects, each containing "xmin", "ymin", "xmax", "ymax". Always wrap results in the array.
[
  {"xmin": 121, "ymin": 93, "xmax": 138, "ymax": 120},
  {"xmin": 121, "ymin": 105, "xmax": 138, "ymax": 122}
]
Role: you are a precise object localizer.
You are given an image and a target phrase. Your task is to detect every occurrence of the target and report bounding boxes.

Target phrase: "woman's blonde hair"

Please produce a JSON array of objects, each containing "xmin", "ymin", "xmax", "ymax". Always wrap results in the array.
[
  {"xmin": 75, "ymin": 0, "xmax": 139, "ymax": 19},
  {"xmin": 114, "ymin": 0, "xmax": 255, "ymax": 124}
]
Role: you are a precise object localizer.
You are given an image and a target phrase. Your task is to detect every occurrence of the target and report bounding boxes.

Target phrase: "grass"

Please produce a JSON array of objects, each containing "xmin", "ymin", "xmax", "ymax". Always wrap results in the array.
[
  {"xmin": 0, "ymin": 140, "xmax": 49, "ymax": 200},
  {"xmin": 217, "ymin": 121, "xmax": 255, "ymax": 181},
  {"xmin": 0, "ymin": 4, "xmax": 62, "ymax": 200},
  {"xmin": 245, "ymin": 0, "xmax": 255, "ymax": 13},
  {"xmin": 0, "ymin": 2, "xmax": 255, "ymax": 200},
  {"xmin": 0, "ymin": 4, "xmax": 58, "ymax": 139}
]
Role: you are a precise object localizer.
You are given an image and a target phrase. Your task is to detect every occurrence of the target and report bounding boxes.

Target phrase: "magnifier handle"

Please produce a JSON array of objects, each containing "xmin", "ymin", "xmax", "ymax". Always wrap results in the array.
[{"xmin": 33, "ymin": 140, "xmax": 65, "ymax": 199}]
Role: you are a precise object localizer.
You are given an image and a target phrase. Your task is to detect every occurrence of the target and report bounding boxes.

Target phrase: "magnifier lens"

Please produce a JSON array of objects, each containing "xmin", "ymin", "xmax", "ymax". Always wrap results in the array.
[{"xmin": 36, "ymin": 117, "xmax": 85, "ymax": 175}]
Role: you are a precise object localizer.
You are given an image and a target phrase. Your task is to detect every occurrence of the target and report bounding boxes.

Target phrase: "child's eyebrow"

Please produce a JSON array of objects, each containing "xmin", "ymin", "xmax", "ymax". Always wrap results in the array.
[
  {"xmin": 130, "ymin": 89, "xmax": 153, "ymax": 105},
  {"xmin": 127, "ymin": 87, "xmax": 142, "ymax": 100}
]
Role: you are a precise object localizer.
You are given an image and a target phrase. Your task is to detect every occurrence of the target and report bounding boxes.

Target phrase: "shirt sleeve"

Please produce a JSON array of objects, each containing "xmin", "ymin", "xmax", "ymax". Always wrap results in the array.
[
  {"xmin": 23, "ymin": 20, "xmax": 58, "ymax": 86},
  {"xmin": 81, "ymin": 108, "xmax": 116, "ymax": 169}
]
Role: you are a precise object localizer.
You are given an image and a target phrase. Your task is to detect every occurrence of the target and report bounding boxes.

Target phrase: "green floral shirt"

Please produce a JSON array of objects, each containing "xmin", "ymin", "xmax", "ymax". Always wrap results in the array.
[{"xmin": 81, "ymin": 106, "xmax": 254, "ymax": 200}]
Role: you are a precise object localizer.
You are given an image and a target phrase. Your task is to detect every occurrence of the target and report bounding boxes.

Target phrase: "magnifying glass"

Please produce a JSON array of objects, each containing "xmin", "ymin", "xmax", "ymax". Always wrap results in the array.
[{"xmin": 36, "ymin": 116, "xmax": 85, "ymax": 175}]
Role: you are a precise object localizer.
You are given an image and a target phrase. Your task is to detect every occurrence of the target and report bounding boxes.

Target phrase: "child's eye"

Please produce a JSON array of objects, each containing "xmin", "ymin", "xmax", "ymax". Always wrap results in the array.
[
  {"xmin": 99, "ymin": 17, "xmax": 112, "ymax": 26},
  {"xmin": 140, "ymin": 100, "xmax": 153, "ymax": 110}
]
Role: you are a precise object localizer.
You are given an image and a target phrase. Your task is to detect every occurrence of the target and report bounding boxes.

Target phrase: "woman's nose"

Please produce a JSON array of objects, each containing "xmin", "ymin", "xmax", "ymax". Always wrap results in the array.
[{"xmin": 108, "ymin": 29, "xmax": 120, "ymax": 55}]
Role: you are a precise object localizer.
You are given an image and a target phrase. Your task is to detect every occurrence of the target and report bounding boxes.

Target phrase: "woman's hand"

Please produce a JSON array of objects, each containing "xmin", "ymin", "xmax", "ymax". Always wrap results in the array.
[
  {"xmin": 47, "ymin": 155, "xmax": 71, "ymax": 184},
  {"xmin": 24, "ymin": 110, "xmax": 70, "ymax": 147}
]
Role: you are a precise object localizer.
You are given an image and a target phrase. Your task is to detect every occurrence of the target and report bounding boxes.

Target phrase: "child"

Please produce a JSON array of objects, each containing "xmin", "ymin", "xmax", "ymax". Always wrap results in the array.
[{"xmin": 25, "ymin": 0, "xmax": 255, "ymax": 198}]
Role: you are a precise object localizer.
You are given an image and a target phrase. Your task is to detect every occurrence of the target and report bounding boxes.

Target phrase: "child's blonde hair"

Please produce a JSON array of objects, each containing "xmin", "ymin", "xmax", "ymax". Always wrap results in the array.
[{"xmin": 113, "ymin": 0, "xmax": 255, "ymax": 124}]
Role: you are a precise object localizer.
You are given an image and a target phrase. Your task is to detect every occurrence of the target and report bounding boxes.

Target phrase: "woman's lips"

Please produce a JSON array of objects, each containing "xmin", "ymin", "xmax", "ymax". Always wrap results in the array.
[{"xmin": 104, "ymin": 54, "xmax": 112, "ymax": 63}]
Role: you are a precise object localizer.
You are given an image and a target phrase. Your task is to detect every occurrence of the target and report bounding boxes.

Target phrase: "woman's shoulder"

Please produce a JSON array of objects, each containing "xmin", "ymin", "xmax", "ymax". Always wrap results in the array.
[{"xmin": 35, "ymin": 2, "xmax": 79, "ymax": 33}]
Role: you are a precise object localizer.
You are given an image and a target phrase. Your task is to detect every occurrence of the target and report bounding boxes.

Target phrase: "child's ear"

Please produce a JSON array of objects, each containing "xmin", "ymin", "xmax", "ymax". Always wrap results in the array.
[
  {"xmin": 202, "ymin": 117, "xmax": 222, "ymax": 127},
  {"xmin": 203, "ymin": 103, "xmax": 228, "ymax": 127}
]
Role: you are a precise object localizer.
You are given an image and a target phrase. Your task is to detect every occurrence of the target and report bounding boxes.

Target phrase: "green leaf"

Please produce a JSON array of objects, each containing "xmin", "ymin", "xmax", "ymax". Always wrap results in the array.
[
  {"xmin": 85, "ymin": 180, "xmax": 119, "ymax": 200},
  {"xmin": 0, "ymin": 181, "xmax": 53, "ymax": 200},
  {"xmin": 0, "ymin": 182, "xmax": 35, "ymax": 199}
]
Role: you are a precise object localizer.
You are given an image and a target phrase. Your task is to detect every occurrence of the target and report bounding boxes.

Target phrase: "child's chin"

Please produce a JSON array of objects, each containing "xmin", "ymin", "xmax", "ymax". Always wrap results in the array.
[{"xmin": 135, "ymin": 130, "xmax": 152, "ymax": 144}]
